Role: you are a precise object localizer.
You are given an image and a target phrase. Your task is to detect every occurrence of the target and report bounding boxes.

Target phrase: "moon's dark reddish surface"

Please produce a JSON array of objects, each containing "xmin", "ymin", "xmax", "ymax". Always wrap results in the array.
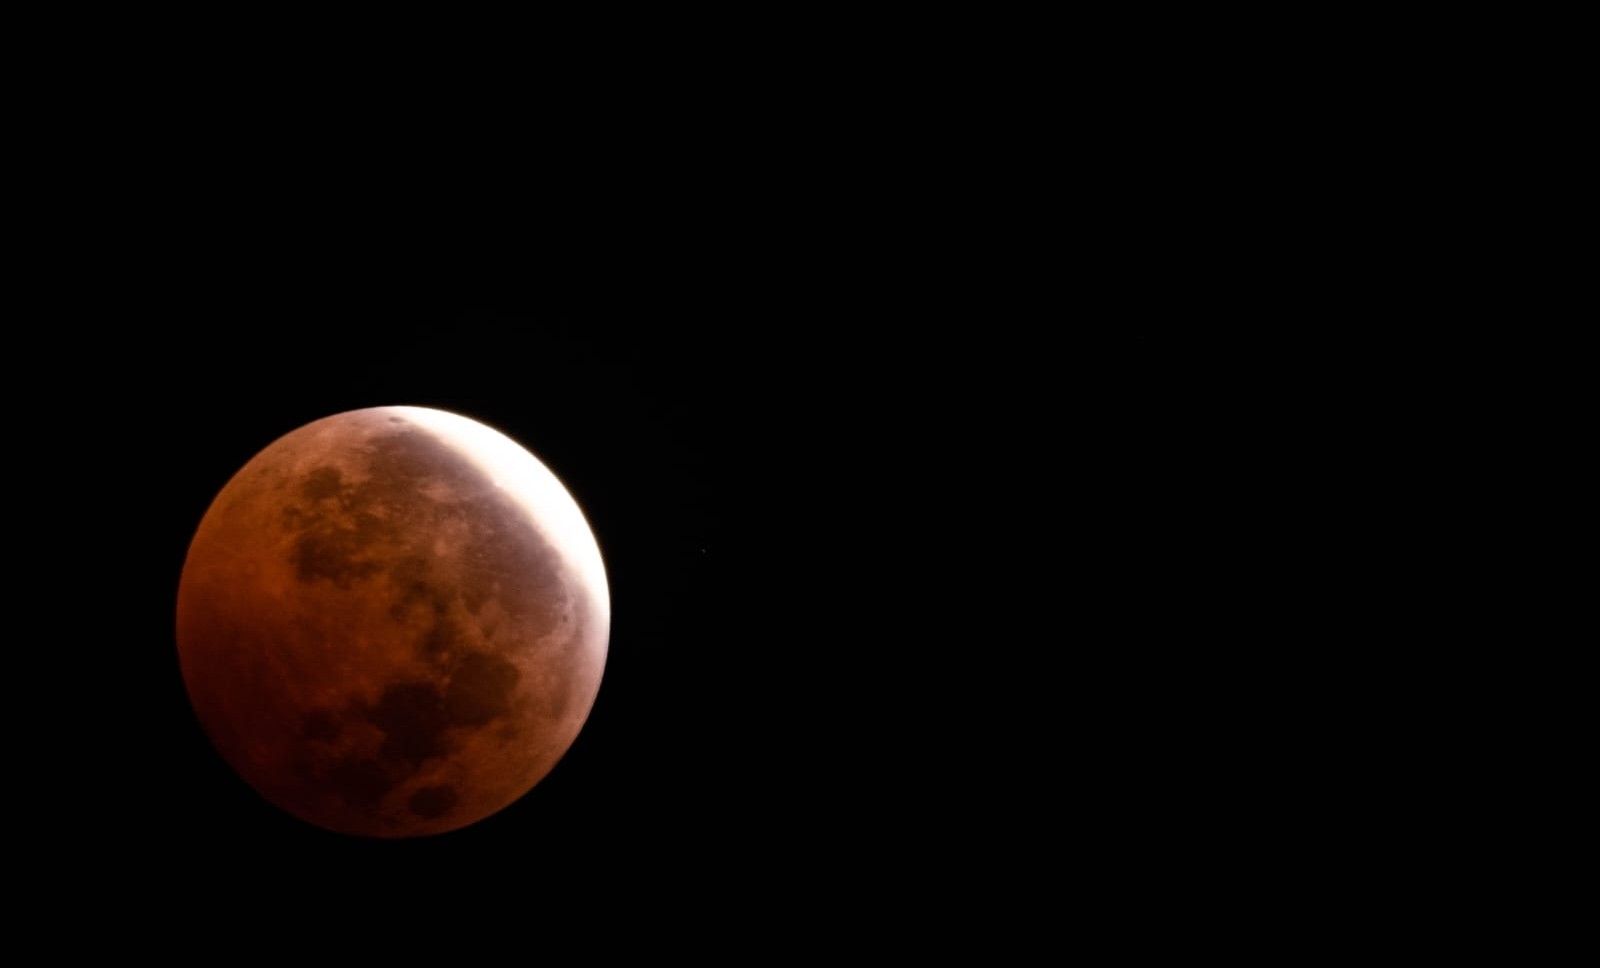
[{"xmin": 176, "ymin": 406, "xmax": 609, "ymax": 838}]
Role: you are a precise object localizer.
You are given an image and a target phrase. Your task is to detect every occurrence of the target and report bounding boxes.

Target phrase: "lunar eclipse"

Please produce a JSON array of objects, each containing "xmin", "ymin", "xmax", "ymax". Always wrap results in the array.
[{"xmin": 176, "ymin": 406, "xmax": 609, "ymax": 838}]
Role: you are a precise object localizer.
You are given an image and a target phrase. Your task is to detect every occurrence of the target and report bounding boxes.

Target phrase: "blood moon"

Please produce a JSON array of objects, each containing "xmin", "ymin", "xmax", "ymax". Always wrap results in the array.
[{"xmin": 176, "ymin": 406, "xmax": 609, "ymax": 838}]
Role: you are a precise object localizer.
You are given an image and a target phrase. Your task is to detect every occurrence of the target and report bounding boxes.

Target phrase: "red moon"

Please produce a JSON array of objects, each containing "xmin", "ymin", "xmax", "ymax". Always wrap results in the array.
[{"xmin": 176, "ymin": 406, "xmax": 609, "ymax": 838}]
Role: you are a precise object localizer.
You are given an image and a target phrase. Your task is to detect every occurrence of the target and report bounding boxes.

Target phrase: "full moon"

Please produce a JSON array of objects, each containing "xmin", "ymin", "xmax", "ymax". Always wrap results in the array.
[{"xmin": 176, "ymin": 406, "xmax": 609, "ymax": 838}]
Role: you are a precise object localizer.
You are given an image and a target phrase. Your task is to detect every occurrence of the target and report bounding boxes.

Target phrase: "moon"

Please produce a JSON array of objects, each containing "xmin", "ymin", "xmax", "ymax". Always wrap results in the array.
[{"xmin": 176, "ymin": 406, "xmax": 609, "ymax": 838}]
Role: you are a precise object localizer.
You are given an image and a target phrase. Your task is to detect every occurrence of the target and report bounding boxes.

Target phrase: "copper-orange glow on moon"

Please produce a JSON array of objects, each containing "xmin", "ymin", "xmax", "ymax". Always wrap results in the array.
[{"xmin": 176, "ymin": 406, "xmax": 609, "ymax": 838}]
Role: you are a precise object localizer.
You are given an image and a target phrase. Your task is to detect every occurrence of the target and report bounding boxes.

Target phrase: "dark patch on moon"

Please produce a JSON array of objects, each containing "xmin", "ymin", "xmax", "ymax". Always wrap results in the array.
[
  {"xmin": 292, "ymin": 530, "xmax": 386, "ymax": 587},
  {"xmin": 302, "ymin": 709, "xmax": 340, "ymax": 742},
  {"xmin": 444, "ymin": 651, "xmax": 520, "ymax": 725},
  {"xmin": 301, "ymin": 466, "xmax": 345, "ymax": 501},
  {"xmin": 370, "ymin": 682, "xmax": 453, "ymax": 768},
  {"xmin": 309, "ymin": 647, "xmax": 521, "ymax": 813},
  {"xmin": 408, "ymin": 785, "xmax": 459, "ymax": 819},
  {"xmin": 420, "ymin": 616, "xmax": 457, "ymax": 657},
  {"xmin": 385, "ymin": 556, "xmax": 437, "ymax": 618}
]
